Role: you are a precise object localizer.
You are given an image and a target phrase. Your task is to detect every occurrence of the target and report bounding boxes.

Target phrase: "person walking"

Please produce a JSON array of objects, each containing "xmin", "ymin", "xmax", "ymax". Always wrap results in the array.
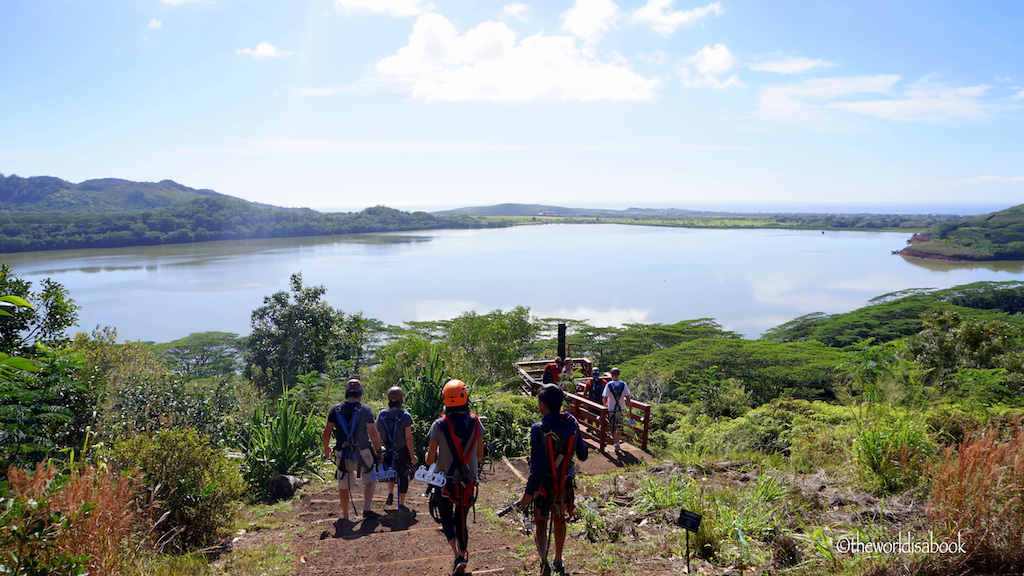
[
  {"xmin": 425, "ymin": 379, "xmax": 485, "ymax": 575},
  {"xmin": 518, "ymin": 384, "xmax": 588, "ymax": 576},
  {"xmin": 586, "ymin": 367, "xmax": 606, "ymax": 404},
  {"xmin": 376, "ymin": 386, "xmax": 417, "ymax": 512},
  {"xmin": 541, "ymin": 357, "xmax": 562, "ymax": 384},
  {"xmin": 322, "ymin": 379, "xmax": 383, "ymax": 521},
  {"xmin": 602, "ymin": 368, "xmax": 631, "ymax": 453}
]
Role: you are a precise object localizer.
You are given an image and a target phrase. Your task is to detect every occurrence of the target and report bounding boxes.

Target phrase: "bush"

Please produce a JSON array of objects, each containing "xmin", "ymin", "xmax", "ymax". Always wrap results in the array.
[
  {"xmin": 107, "ymin": 428, "xmax": 244, "ymax": 549},
  {"xmin": 243, "ymin": 392, "xmax": 323, "ymax": 500},
  {"xmin": 693, "ymin": 399, "xmax": 852, "ymax": 460},
  {"xmin": 474, "ymin": 389, "xmax": 537, "ymax": 458}
]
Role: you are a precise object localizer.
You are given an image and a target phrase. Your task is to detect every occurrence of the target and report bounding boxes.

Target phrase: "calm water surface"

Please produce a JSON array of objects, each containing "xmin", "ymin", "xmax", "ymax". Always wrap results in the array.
[{"xmin": 4, "ymin": 224, "xmax": 1024, "ymax": 342}]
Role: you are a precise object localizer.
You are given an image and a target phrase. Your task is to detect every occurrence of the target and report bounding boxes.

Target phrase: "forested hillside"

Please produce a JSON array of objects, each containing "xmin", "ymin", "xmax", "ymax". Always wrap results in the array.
[
  {"xmin": 0, "ymin": 173, "xmax": 230, "ymax": 213},
  {"xmin": 899, "ymin": 203, "xmax": 1024, "ymax": 260},
  {"xmin": 0, "ymin": 198, "xmax": 490, "ymax": 252}
]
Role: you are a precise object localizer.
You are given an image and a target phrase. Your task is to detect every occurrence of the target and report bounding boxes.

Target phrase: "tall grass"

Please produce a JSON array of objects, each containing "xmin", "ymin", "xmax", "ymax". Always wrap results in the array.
[
  {"xmin": 853, "ymin": 412, "xmax": 934, "ymax": 494},
  {"xmin": 915, "ymin": 422, "xmax": 1024, "ymax": 574},
  {"xmin": 3, "ymin": 462, "xmax": 144, "ymax": 576}
]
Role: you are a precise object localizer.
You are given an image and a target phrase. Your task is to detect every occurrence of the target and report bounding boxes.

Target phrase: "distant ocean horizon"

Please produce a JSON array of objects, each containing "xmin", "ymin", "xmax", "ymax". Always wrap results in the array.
[{"xmin": 316, "ymin": 201, "xmax": 1012, "ymax": 216}]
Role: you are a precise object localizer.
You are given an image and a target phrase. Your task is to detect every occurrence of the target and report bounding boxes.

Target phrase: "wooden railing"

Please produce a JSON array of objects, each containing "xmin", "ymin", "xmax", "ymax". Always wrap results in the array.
[{"xmin": 514, "ymin": 359, "xmax": 651, "ymax": 452}]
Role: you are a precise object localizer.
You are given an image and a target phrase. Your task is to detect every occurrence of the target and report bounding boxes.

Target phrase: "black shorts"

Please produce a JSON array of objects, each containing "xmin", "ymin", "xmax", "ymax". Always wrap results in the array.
[{"xmin": 533, "ymin": 480, "xmax": 575, "ymax": 522}]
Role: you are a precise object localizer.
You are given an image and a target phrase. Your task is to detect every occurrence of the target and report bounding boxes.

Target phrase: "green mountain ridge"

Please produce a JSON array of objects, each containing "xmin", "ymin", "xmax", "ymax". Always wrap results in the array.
[{"xmin": 0, "ymin": 173, "xmax": 232, "ymax": 213}]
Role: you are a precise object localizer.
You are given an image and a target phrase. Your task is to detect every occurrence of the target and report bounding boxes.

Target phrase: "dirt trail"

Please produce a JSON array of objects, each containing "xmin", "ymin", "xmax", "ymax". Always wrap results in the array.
[{"xmin": 237, "ymin": 443, "xmax": 658, "ymax": 576}]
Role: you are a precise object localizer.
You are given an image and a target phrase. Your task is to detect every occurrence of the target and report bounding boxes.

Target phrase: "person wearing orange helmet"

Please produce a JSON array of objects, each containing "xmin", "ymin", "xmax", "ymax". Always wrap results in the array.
[
  {"xmin": 425, "ymin": 379, "xmax": 485, "ymax": 575},
  {"xmin": 376, "ymin": 386, "xmax": 417, "ymax": 512},
  {"xmin": 322, "ymin": 379, "xmax": 383, "ymax": 522}
]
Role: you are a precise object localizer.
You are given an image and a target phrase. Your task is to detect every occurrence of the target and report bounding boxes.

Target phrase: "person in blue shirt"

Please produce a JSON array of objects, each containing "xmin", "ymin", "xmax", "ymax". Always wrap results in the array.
[{"xmin": 518, "ymin": 384, "xmax": 589, "ymax": 576}]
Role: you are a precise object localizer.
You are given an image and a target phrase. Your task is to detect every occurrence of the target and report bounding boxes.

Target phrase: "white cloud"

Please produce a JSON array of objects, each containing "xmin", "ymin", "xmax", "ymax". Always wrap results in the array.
[
  {"xmin": 501, "ymin": 3, "xmax": 532, "ymax": 21},
  {"xmin": 561, "ymin": 0, "xmax": 621, "ymax": 44},
  {"xmin": 148, "ymin": 19, "xmax": 162, "ymax": 29},
  {"xmin": 1014, "ymin": 89, "xmax": 1024, "ymax": 99},
  {"xmin": 335, "ymin": 0, "xmax": 432, "ymax": 18},
  {"xmin": 160, "ymin": 0, "xmax": 202, "ymax": 5},
  {"xmin": 680, "ymin": 44, "xmax": 744, "ymax": 89},
  {"xmin": 830, "ymin": 84, "xmax": 990, "ymax": 122},
  {"xmin": 236, "ymin": 42, "xmax": 294, "ymax": 60},
  {"xmin": 632, "ymin": 0, "xmax": 722, "ymax": 37},
  {"xmin": 536, "ymin": 306, "xmax": 652, "ymax": 327},
  {"xmin": 750, "ymin": 57, "xmax": 834, "ymax": 75},
  {"xmin": 757, "ymin": 76, "xmax": 991, "ymax": 124},
  {"xmin": 375, "ymin": 13, "xmax": 659, "ymax": 102}
]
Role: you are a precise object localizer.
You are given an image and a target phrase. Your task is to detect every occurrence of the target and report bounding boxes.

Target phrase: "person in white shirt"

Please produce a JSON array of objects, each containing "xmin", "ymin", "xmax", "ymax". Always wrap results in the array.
[{"xmin": 602, "ymin": 367, "xmax": 631, "ymax": 453}]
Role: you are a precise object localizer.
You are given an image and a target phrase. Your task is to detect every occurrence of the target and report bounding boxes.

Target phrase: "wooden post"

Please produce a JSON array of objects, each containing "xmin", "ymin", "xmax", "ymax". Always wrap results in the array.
[{"xmin": 557, "ymin": 323, "xmax": 566, "ymax": 360}]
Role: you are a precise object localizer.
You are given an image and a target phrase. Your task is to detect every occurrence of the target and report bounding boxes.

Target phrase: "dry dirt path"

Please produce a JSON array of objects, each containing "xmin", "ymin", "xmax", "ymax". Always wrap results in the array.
[{"xmin": 231, "ymin": 443, "xmax": 686, "ymax": 576}]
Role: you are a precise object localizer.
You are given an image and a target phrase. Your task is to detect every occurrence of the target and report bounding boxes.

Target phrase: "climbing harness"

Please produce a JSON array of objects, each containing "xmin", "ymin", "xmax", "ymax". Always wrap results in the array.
[{"xmin": 437, "ymin": 413, "xmax": 482, "ymax": 508}]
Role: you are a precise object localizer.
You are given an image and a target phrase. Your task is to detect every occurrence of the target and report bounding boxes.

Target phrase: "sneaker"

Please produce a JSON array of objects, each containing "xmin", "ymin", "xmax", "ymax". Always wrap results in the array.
[
  {"xmin": 552, "ymin": 561, "xmax": 565, "ymax": 575},
  {"xmin": 452, "ymin": 555, "xmax": 467, "ymax": 575},
  {"xmin": 397, "ymin": 504, "xmax": 411, "ymax": 514},
  {"xmin": 385, "ymin": 493, "xmax": 394, "ymax": 506},
  {"xmin": 362, "ymin": 510, "xmax": 381, "ymax": 520},
  {"xmin": 540, "ymin": 560, "xmax": 552, "ymax": 576}
]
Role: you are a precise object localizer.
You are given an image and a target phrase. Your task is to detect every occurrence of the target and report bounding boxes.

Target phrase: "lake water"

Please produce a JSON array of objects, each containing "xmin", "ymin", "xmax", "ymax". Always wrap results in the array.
[{"xmin": 3, "ymin": 224, "xmax": 1024, "ymax": 343}]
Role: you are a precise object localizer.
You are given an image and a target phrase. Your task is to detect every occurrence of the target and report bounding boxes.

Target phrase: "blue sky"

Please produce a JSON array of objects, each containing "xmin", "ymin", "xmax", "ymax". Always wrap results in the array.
[{"xmin": 2, "ymin": 0, "xmax": 1023, "ymax": 212}]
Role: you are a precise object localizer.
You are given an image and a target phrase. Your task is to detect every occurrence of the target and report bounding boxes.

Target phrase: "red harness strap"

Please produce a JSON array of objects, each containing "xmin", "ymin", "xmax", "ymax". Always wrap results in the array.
[
  {"xmin": 541, "ymin": 424, "xmax": 577, "ymax": 523},
  {"xmin": 438, "ymin": 414, "xmax": 481, "ymax": 507}
]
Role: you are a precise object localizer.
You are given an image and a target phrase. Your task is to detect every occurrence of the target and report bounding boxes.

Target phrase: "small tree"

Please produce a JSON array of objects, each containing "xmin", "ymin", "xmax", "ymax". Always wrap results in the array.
[
  {"xmin": 246, "ymin": 273, "xmax": 366, "ymax": 396},
  {"xmin": 0, "ymin": 264, "xmax": 79, "ymax": 353}
]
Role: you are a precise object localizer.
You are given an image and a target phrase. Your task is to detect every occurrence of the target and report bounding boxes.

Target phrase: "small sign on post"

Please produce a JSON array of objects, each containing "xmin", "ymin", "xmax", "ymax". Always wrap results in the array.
[{"xmin": 676, "ymin": 509, "xmax": 702, "ymax": 573}]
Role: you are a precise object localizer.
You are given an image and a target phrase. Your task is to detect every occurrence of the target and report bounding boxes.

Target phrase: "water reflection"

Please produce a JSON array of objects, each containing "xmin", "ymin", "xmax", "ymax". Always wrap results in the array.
[
  {"xmin": 898, "ymin": 255, "xmax": 1024, "ymax": 274},
  {"xmin": 3, "ymin": 225, "xmax": 1024, "ymax": 342}
]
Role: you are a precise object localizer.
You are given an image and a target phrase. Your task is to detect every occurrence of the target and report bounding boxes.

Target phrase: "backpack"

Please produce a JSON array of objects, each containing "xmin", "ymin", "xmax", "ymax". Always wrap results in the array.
[
  {"xmin": 332, "ymin": 403, "xmax": 368, "ymax": 475},
  {"xmin": 539, "ymin": 415, "xmax": 579, "ymax": 522},
  {"xmin": 436, "ymin": 413, "xmax": 482, "ymax": 508},
  {"xmin": 607, "ymin": 381, "xmax": 626, "ymax": 412},
  {"xmin": 588, "ymin": 377, "xmax": 604, "ymax": 403},
  {"xmin": 542, "ymin": 363, "xmax": 559, "ymax": 384},
  {"xmin": 378, "ymin": 409, "xmax": 407, "ymax": 470}
]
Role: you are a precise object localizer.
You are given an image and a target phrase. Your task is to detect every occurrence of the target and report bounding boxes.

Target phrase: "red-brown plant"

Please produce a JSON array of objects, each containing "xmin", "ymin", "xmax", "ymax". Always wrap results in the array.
[
  {"xmin": 917, "ymin": 421, "xmax": 1024, "ymax": 574},
  {"xmin": 6, "ymin": 462, "xmax": 144, "ymax": 576}
]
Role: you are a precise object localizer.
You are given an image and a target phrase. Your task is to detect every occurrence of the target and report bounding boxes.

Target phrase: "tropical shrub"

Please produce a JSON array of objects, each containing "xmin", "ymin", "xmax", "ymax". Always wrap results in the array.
[
  {"xmin": 243, "ymin": 392, "xmax": 323, "ymax": 500},
  {"xmin": 473, "ymin": 389, "xmax": 536, "ymax": 457},
  {"xmin": 106, "ymin": 428, "xmax": 244, "ymax": 549}
]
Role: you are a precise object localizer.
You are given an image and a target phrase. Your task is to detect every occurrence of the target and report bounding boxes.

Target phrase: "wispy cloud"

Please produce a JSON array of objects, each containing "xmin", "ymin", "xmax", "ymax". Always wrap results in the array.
[
  {"xmin": 680, "ymin": 44, "xmax": 744, "ymax": 89},
  {"xmin": 1014, "ymin": 89, "xmax": 1024, "ymax": 99},
  {"xmin": 160, "ymin": 0, "xmax": 203, "ymax": 5},
  {"xmin": 375, "ymin": 13, "xmax": 659, "ymax": 102},
  {"xmin": 561, "ymin": 0, "xmax": 621, "ymax": 44},
  {"xmin": 148, "ymin": 19, "xmax": 162, "ymax": 29},
  {"xmin": 501, "ymin": 3, "xmax": 532, "ymax": 21},
  {"xmin": 236, "ymin": 42, "xmax": 294, "ymax": 60},
  {"xmin": 830, "ymin": 83, "xmax": 989, "ymax": 122},
  {"xmin": 750, "ymin": 56, "xmax": 834, "ymax": 75},
  {"xmin": 631, "ymin": 0, "xmax": 723, "ymax": 37},
  {"xmin": 335, "ymin": 0, "xmax": 432, "ymax": 18},
  {"xmin": 756, "ymin": 76, "xmax": 990, "ymax": 125}
]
